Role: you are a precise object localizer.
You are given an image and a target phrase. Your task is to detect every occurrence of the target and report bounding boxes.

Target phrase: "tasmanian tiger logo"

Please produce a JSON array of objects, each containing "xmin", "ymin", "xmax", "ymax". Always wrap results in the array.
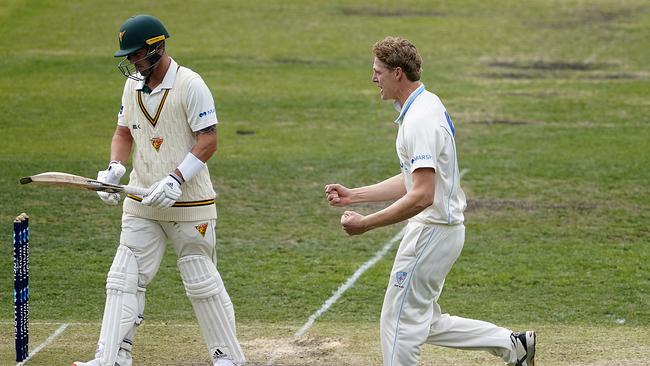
[
  {"xmin": 150, "ymin": 137, "xmax": 164, "ymax": 151},
  {"xmin": 195, "ymin": 223, "xmax": 208, "ymax": 237}
]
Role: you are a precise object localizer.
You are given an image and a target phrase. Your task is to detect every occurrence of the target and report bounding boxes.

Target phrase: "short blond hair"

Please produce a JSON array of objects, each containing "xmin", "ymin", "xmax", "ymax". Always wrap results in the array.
[{"xmin": 373, "ymin": 36, "xmax": 422, "ymax": 81}]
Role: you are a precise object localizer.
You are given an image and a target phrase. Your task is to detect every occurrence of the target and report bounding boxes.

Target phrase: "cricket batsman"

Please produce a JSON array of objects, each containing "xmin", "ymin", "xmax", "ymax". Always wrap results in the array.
[{"xmin": 73, "ymin": 14, "xmax": 245, "ymax": 366}]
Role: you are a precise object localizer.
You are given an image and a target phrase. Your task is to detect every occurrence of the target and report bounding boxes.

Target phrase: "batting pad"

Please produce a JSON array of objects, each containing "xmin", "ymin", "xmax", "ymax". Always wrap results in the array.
[
  {"xmin": 97, "ymin": 245, "xmax": 140, "ymax": 366},
  {"xmin": 178, "ymin": 255, "xmax": 245, "ymax": 365},
  {"xmin": 114, "ymin": 286, "xmax": 145, "ymax": 366}
]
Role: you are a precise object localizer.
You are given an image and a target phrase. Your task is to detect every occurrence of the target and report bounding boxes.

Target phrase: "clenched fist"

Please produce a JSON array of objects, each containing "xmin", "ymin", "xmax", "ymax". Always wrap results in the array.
[
  {"xmin": 325, "ymin": 183, "xmax": 352, "ymax": 206},
  {"xmin": 340, "ymin": 210, "xmax": 367, "ymax": 236}
]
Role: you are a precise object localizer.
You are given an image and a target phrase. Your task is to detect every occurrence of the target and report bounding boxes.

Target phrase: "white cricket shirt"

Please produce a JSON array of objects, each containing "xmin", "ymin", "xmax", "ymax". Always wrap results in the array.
[
  {"xmin": 116, "ymin": 58, "xmax": 219, "ymax": 221},
  {"xmin": 394, "ymin": 84, "xmax": 466, "ymax": 225},
  {"xmin": 118, "ymin": 58, "xmax": 218, "ymax": 131}
]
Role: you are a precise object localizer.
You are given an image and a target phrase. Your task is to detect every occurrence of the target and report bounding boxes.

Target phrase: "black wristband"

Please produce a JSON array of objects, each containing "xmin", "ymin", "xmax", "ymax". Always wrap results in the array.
[{"xmin": 169, "ymin": 173, "xmax": 183, "ymax": 185}]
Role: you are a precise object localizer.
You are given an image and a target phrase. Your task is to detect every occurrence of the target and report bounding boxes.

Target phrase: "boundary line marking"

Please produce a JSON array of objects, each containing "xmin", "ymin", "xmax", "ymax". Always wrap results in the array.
[{"xmin": 16, "ymin": 323, "xmax": 68, "ymax": 366}]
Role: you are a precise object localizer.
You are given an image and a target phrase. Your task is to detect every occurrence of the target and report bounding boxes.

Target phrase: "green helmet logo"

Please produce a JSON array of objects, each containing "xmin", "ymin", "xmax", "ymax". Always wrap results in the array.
[{"xmin": 115, "ymin": 14, "xmax": 170, "ymax": 57}]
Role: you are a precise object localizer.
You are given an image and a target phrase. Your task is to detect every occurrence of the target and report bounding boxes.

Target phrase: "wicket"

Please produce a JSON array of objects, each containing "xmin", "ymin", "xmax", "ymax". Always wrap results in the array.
[{"xmin": 13, "ymin": 212, "xmax": 30, "ymax": 362}]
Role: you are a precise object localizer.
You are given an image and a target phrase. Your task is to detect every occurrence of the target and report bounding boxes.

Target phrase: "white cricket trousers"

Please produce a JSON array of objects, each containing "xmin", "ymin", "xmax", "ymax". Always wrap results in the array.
[
  {"xmin": 120, "ymin": 213, "xmax": 217, "ymax": 285},
  {"xmin": 380, "ymin": 221, "xmax": 517, "ymax": 366}
]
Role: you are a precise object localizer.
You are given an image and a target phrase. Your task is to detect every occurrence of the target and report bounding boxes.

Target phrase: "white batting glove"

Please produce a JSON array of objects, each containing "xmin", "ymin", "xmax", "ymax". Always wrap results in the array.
[
  {"xmin": 141, "ymin": 174, "xmax": 182, "ymax": 209},
  {"xmin": 96, "ymin": 161, "xmax": 126, "ymax": 205}
]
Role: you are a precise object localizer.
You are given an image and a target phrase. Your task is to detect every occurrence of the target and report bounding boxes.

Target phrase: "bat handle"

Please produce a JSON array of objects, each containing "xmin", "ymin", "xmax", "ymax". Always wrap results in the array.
[{"xmin": 124, "ymin": 185, "xmax": 149, "ymax": 197}]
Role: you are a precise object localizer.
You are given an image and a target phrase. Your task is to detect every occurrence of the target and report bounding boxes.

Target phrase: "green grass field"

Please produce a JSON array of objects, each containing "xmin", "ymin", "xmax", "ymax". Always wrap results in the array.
[{"xmin": 1, "ymin": 0, "xmax": 649, "ymax": 365}]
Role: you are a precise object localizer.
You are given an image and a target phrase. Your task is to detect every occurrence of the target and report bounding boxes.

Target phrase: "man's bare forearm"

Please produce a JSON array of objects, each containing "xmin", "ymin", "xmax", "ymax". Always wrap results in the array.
[
  {"xmin": 191, "ymin": 125, "xmax": 217, "ymax": 162},
  {"xmin": 350, "ymin": 174, "xmax": 406, "ymax": 203},
  {"xmin": 360, "ymin": 168, "xmax": 436, "ymax": 231},
  {"xmin": 363, "ymin": 188, "xmax": 432, "ymax": 230}
]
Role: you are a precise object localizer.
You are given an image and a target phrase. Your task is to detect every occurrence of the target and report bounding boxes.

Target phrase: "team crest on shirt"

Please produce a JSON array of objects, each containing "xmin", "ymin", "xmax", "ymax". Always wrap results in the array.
[
  {"xmin": 395, "ymin": 271, "xmax": 408, "ymax": 288},
  {"xmin": 195, "ymin": 223, "xmax": 208, "ymax": 237},
  {"xmin": 150, "ymin": 137, "xmax": 164, "ymax": 151}
]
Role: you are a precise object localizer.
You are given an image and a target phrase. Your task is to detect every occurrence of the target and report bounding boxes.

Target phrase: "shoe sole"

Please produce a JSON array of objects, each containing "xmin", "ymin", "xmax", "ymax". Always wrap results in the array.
[{"xmin": 526, "ymin": 330, "xmax": 536, "ymax": 366}]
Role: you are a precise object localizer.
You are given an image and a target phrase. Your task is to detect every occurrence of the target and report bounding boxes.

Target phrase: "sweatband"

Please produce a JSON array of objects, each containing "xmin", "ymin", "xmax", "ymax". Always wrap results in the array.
[{"xmin": 177, "ymin": 152, "xmax": 204, "ymax": 182}]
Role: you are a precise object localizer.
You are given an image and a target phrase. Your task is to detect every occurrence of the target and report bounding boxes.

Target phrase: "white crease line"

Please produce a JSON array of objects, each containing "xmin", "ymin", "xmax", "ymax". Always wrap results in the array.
[
  {"xmin": 16, "ymin": 323, "xmax": 68, "ymax": 366},
  {"xmin": 291, "ymin": 168, "xmax": 468, "ymax": 342},
  {"xmin": 265, "ymin": 227, "xmax": 406, "ymax": 366},
  {"xmin": 584, "ymin": 29, "xmax": 625, "ymax": 64},
  {"xmin": 269, "ymin": 168, "xmax": 471, "ymax": 365},
  {"xmin": 294, "ymin": 226, "xmax": 407, "ymax": 339},
  {"xmin": 9, "ymin": 169, "xmax": 469, "ymax": 366},
  {"xmin": 0, "ymin": 321, "xmax": 201, "ymax": 327}
]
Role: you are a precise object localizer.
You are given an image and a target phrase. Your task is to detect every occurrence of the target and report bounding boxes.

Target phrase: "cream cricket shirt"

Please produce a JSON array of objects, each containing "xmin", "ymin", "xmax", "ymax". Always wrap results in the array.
[
  {"xmin": 394, "ymin": 84, "xmax": 466, "ymax": 225},
  {"xmin": 117, "ymin": 58, "xmax": 219, "ymax": 221}
]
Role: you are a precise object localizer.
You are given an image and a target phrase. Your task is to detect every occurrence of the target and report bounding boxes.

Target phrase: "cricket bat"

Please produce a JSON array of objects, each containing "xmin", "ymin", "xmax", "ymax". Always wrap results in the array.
[{"xmin": 20, "ymin": 172, "xmax": 149, "ymax": 196}]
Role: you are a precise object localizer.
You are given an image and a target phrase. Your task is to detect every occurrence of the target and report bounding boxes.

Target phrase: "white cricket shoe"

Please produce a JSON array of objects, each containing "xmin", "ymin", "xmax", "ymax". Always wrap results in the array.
[
  {"xmin": 214, "ymin": 358, "xmax": 237, "ymax": 366},
  {"xmin": 71, "ymin": 360, "xmax": 101, "ymax": 366},
  {"xmin": 510, "ymin": 330, "xmax": 536, "ymax": 366},
  {"xmin": 71, "ymin": 359, "xmax": 125, "ymax": 366}
]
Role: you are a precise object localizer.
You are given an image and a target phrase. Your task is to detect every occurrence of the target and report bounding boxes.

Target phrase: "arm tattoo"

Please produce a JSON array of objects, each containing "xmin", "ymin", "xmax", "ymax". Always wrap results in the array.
[{"xmin": 196, "ymin": 124, "xmax": 216, "ymax": 135}]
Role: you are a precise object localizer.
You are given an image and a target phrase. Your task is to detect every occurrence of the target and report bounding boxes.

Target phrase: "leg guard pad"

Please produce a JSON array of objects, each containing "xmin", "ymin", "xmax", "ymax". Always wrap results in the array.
[
  {"xmin": 114, "ymin": 286, "xmax": 145, "ymax": 366},
  {"xmin": 97, "ymin": 245, "xmax": 140, "ymax": 366},
  {"xmin": 178, "ymin": 255, "xmax": 245, "ymax": 365}
]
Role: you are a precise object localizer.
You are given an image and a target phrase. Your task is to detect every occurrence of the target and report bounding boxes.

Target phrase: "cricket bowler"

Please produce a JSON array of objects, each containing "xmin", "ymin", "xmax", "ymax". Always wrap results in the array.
[{"xmin": 325, "ymin": 36, "xmax": 536, "ymax": 366}]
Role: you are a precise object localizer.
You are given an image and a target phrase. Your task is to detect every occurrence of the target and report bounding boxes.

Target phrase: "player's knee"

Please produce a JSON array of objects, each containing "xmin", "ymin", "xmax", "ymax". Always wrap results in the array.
[
  {"xmin": 177, "ymin": 255, "xmax": 223, "ymax": 300},
  {"xmin": 106, "ymin": 245, "xmax": 139, "ymax": 294}
]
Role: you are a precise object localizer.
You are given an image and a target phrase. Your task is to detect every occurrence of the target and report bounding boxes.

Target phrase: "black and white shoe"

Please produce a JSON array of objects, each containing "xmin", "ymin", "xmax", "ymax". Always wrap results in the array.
[{"xmin": 511, "ymin": 330, "xmax": 536, "ymax": 366}]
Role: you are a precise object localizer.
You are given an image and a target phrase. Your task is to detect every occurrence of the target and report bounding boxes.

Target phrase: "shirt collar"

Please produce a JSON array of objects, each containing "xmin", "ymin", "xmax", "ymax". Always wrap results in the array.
[
  {"xmin": 394, "ymin": 83, "xmax": 425, "ymax": 124},
  {"xmin": 135, "ymin": 58, "xmax": 178, "ymax": 94}
]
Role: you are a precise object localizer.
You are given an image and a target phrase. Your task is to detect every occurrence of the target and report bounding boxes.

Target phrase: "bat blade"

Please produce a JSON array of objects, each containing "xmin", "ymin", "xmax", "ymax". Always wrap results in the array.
[{"xmin": 20, "ymin": 172, "xmax": 148, "ymax": 196}]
